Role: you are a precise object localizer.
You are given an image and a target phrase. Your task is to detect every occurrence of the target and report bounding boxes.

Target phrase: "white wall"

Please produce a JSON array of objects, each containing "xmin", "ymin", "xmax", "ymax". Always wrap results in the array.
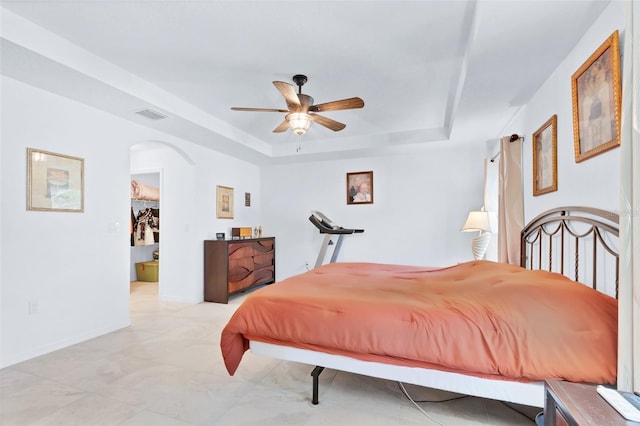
[
  {"xmin": 517, "ymin": 1, "xmax": 624, "ymax": 220},
  {"xmin": 0, "ymin": 76, "xmax": 262, "ymax": 367},
  {"xmin": 261, "ymin": 142, "xmax": 488, "ymax": 279},
  {"xmin": 1, "ymin": 77, "xmax": 133, "ymax": 367}
]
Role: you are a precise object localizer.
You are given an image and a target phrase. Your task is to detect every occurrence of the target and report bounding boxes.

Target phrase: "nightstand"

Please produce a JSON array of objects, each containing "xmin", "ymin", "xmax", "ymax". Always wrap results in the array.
[{"xmin": 544, "ymin": 379, "xmax": 639, "ymax": 425}]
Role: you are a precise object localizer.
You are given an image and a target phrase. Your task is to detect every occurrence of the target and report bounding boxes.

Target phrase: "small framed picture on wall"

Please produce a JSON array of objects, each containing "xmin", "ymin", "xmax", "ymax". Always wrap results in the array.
[
  {"xmin": 532, "ymin": 114, "xmax": 558, "ymax": 196},
  {"xmin": 27, "ymin": 148, "xmax": 84, "ymax": 212},
  {"xmin": 346, "ymin": 171, "xmax": 373, "ymax": 205},
  {"xmin": 216, "ymin": 185, "xmax": 234, "ymax": 219}
]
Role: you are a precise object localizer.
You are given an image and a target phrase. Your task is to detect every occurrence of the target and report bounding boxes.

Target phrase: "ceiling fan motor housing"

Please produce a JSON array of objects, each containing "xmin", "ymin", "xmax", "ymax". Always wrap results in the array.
[{"xmin": 292, "ymin": 74, "xmax": 308, "ymax": 89}]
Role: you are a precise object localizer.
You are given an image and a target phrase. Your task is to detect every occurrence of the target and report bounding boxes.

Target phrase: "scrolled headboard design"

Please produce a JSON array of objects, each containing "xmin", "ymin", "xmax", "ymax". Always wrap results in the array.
[{"xmin": 520, "ymin": 206, "xmax": 619, "ymax": 298}]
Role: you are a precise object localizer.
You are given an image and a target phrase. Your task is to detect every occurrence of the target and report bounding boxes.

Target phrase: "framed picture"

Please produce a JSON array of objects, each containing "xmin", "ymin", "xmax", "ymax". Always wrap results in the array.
[
  {"xmin": 571, "ymin": 30, "xmax": 621, "ymax": 163},
  {"xmin": 532, "ymin": 115, "xmax": 558, "ymax": 196},
  {"xmin": 27, "ymin": 148, "xmax": 84, "ymax": 212},
  {"xmin": 346, "ymin": 171, "xmax": 373, "ymax": 205},
  {"xmin": 216, "ymin": 185, "xmax": 234, "ymax": 219}
]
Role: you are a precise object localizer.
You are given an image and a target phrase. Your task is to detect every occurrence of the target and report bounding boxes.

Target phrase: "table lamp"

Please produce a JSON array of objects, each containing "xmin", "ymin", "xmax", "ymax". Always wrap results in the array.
[{"xmin": 460, "ymin": 210, "xmax": 492, "ymax": 260}]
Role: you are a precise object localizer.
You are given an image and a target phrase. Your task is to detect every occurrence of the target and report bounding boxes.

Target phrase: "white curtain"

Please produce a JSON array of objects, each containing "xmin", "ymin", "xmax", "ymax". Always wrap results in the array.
[
  {"xmin": 498, "ymin": 136, "xmax": 524, "ymax": 265},
  {"xmin": 618, "ymin": 0, "xmax": 639, "ymax": 394},
  {"xmin": 484, "ymin": 158, "xmax": 499, "ymax": 261}
]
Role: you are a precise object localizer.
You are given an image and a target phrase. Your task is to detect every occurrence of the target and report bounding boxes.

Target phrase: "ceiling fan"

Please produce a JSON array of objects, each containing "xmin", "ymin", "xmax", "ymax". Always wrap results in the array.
[{"xmin": 231, "ymin": 74, "xmax": 365, "ymax": 136}]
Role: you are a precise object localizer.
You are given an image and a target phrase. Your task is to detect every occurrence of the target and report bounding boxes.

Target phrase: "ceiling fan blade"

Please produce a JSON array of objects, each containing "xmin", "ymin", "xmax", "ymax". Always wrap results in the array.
[
  {"xmin": 309, "ymin": 114, "xmax": 346, "ymax": 132},
  {"xmin": 273, "ymin": 81, "xmax": 301, "ymax": 109},
  {"xmin": 309, "ymin": 97, "xmax": 364, "ymax": 112},
  {"xmin": 272, "ymin": 120, "xmax": 290, "ymax": 133},
  {"xmin": 231, "ymin": 107, "xmax": 289, "ymax": 112}
]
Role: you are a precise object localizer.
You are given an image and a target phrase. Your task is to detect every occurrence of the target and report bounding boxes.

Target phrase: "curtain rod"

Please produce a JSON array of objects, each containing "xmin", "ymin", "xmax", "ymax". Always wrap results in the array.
[{"xmin": 490, "ymin": 134, "xmax": 524, "ymax": 162}]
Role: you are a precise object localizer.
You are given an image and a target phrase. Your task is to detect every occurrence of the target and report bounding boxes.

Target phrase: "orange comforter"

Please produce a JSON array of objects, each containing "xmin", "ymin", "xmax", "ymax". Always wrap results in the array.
[{"xmin": 220, "ymin": 261, "xmax": 617, "ymax": 384}]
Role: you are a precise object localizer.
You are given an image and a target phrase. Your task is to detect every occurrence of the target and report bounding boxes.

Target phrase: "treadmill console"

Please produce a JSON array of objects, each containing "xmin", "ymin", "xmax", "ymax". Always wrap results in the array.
[{"xmin": 309, "ymin": 211, "xmax": 364, "ymax": 234}]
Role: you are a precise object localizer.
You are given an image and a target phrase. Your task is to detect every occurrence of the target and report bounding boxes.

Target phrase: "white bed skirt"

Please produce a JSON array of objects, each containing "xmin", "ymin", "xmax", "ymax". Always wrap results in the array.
[{"xmin": 250, "ymin": 341, "xmax": 544, "ymax": 408}]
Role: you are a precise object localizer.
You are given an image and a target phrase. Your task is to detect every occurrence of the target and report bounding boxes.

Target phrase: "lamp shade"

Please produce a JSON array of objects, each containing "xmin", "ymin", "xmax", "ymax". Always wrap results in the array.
[
  {"xmin": 286, "ymin": 112, "xmax": 311, "ymax": 135},
  {"xmin": 460, "ymin": 210, "xmax": 492, "ymax": 233}
]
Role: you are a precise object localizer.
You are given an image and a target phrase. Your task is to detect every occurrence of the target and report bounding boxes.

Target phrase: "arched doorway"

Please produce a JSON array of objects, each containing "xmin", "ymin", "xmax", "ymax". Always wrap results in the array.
[
  {"xmin": 130, "ymin": 170, "xmax": 161, "ymax": 297},
  {"xmin": 129, "ymin": 141, "xmax": 197, "ymax": 302}
]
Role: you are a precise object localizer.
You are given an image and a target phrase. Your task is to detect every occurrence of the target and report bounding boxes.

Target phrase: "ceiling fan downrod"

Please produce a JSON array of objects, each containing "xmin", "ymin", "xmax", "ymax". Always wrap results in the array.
[{"xmin": 292, "ymin": 74, "xmax": 307, "ymax": 94}]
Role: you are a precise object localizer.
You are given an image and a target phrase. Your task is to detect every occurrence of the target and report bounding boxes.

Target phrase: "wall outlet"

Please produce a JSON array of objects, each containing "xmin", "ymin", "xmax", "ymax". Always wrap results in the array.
[
  {"xmin": 28, "ymin": 300, "xmax": 39, "ymax": 315},
  {"xmin": 305, "ymin": 262, "xmax": 310, "ymax": 271}
]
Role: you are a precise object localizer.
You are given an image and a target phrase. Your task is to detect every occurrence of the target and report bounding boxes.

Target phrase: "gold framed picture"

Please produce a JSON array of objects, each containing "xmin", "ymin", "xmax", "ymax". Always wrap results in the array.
[
  {"xmin": 216, "ymin": 185, "xmax": 234, "ymax": 219},
  {"xmin": 532, "ymin": 115, "xmax": 558, "ymax": 196},
  {"xmin": 346, "ymin": 171, "xmax": 373, "ymax": 205},
  {"xmin": 27, "ymin": 148, "xmax": 84, "ymax": 212},
  {"xmin": 571, "ymin": 30, "xmax": 621, "ymax": 163}
]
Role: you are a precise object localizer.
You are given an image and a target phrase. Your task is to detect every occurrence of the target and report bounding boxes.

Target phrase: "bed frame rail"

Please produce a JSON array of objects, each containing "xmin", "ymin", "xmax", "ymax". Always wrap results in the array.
[{"xmin": 520, "ymin": 206, "xmax": 619, "ymax": 298}]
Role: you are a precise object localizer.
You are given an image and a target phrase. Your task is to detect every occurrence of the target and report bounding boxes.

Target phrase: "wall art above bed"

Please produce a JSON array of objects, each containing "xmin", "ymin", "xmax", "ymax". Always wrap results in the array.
[{"xmin": 571, "ymin": 30, "xmax": 621, "ymax": 163}]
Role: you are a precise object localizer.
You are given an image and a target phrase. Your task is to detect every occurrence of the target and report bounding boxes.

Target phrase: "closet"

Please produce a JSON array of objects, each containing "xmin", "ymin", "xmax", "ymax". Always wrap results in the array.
[{"xmin": 130, "ymin": 173, "xmax": 160, "ymax": 282}]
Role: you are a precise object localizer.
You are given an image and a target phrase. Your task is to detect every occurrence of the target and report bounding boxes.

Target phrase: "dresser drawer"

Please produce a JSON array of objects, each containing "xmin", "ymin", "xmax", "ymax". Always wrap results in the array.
[
  {"xmin": 228, "ymin": 243, "xmax": 256, "ymax": 260},
  {"xmin": 228, "ymin": 257, "xmax": 254, "ymax": 282},
  {"xmin": 253, "ymin": 265, "xmax": 275, "ymax": 284},
  {"xmin": 254, "ymin": 239, "xmax": 274, "ymax": 252},
  {"xmin": 229, "ymin": 270, "xmax": 257, "ymax": 293},
  {"xmin": 254, "ymin": 252, "xmax": 274, "ymax": 269}
]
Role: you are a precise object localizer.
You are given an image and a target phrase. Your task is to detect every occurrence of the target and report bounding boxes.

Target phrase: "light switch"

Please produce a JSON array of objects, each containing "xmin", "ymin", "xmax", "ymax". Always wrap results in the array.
[{"xmin": 107, "ymin": 221, "xmax": 120, "ymax": 233}]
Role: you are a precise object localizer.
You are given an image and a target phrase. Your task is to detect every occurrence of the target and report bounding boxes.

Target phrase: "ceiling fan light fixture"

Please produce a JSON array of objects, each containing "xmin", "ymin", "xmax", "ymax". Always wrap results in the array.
[
  {"xmin": 231, "ymin": 75, "xmax": 363, "ymax": 135},
  {"xmin": 286, "ymin": 112, "xmax": 311, "ymax": 135}
]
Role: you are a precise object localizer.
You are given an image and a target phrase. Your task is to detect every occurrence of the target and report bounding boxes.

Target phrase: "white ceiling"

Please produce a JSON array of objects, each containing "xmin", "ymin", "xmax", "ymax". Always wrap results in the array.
[{"xmin": 0, "ymin": 0, "xmax": 611, "ymax": 165}]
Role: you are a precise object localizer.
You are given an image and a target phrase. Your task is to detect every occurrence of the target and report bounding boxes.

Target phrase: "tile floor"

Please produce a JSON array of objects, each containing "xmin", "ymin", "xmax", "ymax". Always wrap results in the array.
[{"xmin": 1, "ymin": 282, "xmax": 541, "ymax": 425}]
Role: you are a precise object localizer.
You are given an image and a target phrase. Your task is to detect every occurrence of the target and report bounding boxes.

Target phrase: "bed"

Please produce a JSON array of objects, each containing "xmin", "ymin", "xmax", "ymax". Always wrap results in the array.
[{"xmin": 220, "ymin": 206, "xmax": 619, "ymax": 408}]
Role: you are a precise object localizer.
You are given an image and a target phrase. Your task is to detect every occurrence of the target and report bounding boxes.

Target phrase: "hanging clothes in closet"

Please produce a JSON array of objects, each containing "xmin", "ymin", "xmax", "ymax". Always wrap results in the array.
[{"xmin": 132, "ymin": 207, "xmax": 160, "ymax": 246}]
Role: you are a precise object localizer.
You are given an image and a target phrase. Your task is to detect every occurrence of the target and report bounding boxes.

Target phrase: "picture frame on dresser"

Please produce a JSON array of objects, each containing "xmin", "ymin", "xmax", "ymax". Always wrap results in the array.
[
  {"xmin": 571, "ymin": 30, "xmax": 621, "ymax": 163},
  {"xmin": 27, "ymin": 148, "xmax": 84, "ymax": 212},
  {"xmin": 532, "ymin": 114, "xmax": 557, "ymax": 196}
]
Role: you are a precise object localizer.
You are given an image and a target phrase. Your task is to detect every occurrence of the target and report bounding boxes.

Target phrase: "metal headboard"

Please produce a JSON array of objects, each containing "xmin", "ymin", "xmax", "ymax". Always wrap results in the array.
[{"xmin": 520, "ymin": 206, "xmax": 619, "ymax": 298}]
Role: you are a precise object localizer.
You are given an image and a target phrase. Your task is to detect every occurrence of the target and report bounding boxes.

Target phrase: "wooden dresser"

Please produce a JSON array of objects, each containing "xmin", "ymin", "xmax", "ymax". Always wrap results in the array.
[{"xmin": 204, "ymin": 237, "xmax": 275, "ymax": 303}]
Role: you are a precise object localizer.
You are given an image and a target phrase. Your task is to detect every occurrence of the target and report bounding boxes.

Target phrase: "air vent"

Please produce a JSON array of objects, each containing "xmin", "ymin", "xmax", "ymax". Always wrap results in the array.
[{"xmin": 134, "ymin": 109, "xmax": 168, "ymax": 120}]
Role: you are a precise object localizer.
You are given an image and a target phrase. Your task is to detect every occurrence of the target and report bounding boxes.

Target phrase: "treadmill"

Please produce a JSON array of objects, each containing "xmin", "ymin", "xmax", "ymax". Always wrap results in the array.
[{"xmin": 308, "ymin": 211, "xmax": 364, "ymax": 268}]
